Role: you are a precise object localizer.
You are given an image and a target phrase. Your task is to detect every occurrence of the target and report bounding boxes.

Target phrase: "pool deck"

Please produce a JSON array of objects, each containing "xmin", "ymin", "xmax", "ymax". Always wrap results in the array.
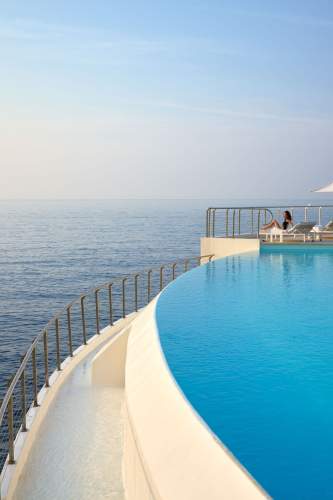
[
  {"xmin": 13, "ymin": 348, "xmax": 125, "ymax": 500},
  {"xmin": 201, "ymin": 236, "xmax": 333, "ymax": 260},
  {"xmin": 261, "ymin": 239, "xmax": 333, "ymax": 245}
]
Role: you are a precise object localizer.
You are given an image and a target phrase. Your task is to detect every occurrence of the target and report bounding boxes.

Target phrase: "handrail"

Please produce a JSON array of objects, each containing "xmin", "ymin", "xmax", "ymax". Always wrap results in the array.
[
  {"xmin": 206, "ymin": 205, "xmax": 333, "ymax": 237},
  {"xmin": 0, "ymin": 253, "xmax": 214, "ymax": 483},
  {"xmin": 206, "ymin": 207, "xmax": 274, "ymax": 237}
]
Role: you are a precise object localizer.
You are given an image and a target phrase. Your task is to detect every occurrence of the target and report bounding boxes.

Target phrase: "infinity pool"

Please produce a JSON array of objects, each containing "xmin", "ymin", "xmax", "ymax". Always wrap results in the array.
[{"xmin": 156, "ymin": 246, "xmax": 333, "ymax": 499}]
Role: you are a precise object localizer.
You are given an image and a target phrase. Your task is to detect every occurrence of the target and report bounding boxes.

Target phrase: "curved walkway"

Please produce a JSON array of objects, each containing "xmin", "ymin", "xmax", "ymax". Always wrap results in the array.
[{"xmin": 13, "ymin": 346, "xmax": 125, "ymax": 500}]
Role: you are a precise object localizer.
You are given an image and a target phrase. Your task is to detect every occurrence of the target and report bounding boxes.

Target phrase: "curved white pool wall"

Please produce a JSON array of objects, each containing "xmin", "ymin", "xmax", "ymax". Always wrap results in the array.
[
  {"xmin": 120, "ymin": 238, "xmax": 266, "ymax": 500},
  {"xmin": 123, "ymin": 297, "xmax": 267, "ymax": 500}
]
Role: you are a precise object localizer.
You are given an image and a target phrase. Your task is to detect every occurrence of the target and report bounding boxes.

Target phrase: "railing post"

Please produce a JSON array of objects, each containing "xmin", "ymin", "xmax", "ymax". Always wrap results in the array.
[
  {"xmin": 122, "ymin": 278, "xmax": 127, "ymax": 318},
  {"xmin": 238, "ymin": 209, "xmax": 241, "ymax": 235},
  {"xmin": 184, "ymin": 259, "xmax": 189, "ymax": 272},
  {"xmin": 20, "ymin": 356, "xmax": 27, "ymax": 432},
  {"xmin": 212, "ymin": 209, "xmax": 216, "ymax": 237},
  {"xmin": 226, "ymin": 209, "xmax": 229, "ymax": 237},
  {"xmin": 43, "ymin": 330, "xmax": 49, "ymax": 388},
  {"xmin": 257, "ymin": 209, "xmax": 261, "ymax": 236},
  {"xmin": 67, "ymin": 307, "xmax": 73, "ymax": 356},
  {"xmin": 95, "ymin": 289, "xmax": 100, "ymax": 335},
  {"xmin": 134, "ymin": 274, "xmax": 139, "ymax": 311},
  {"xmin": 55, "ymin": 318, "xmax": 61, "ymax": 371},
  {"xmin": 147, "ymin": 270, "xmax": 152, "ymax": 303},
  {"xmin": 108, "ymin": 284, "xmax": 113, "ymax": 326},
  {"xmin": 319, "ymin": 206, "xmax": 322, "ymax": 226},
  {"xmin": 206, "ymin": 208, "xmax": 209, "ymax": 237},
  {"xmin": 7, "ymin": 378, "xmax": 15, "ymax": 464},
  {"xmin": 159, "ymin": 266, "xmax": 164, "ymax": 291},
  {"xmin": 32, "ymin": 346, "xmax": 38, "ymax": 407},
  {"xmin": 251, "ymin": 208, "xmax": 254, "ymax": 234},
  {"xmin": 172, "ymin": 263, "xmax": 177, "ymax": 280},
  {"xmin": 80, "ymin": 296, "xmax": 87, "ymax": 345},
  {"xmin": 232, "ymin": 209, "xmax": 236, "ymax": 237}
]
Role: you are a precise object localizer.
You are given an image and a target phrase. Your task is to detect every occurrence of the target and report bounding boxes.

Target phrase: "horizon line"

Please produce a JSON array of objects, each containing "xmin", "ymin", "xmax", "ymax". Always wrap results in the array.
[{"xmin": 0, "ymin": 195, "xmax": 324, "ymax": 202}]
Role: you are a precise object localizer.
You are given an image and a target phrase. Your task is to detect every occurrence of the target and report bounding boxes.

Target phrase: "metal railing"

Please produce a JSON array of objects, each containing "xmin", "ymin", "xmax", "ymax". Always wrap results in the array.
[
  {"xmin": 206, "ymin": 207, "xmax": 273, "ymax": 237},
  {"xmin": 0, "ymin": 254, "xmax": 213, "ymax": 488},
  {"xmin": 206, "ymin": 205, "xmax": 333, "ymax": 238}
]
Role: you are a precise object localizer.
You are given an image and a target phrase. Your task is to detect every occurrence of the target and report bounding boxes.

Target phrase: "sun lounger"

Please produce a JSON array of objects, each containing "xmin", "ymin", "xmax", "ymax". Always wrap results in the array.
[
  {"xmin": 260, "ymin": 222, "xmax": 316, "ymax": 242},
  {"xmin": 311, "ymin": 221, "xmax": 333, "ymax": 240},
  {"xmin": 323, "ymin": 221, "xmax": 333, "ymax": 231}
]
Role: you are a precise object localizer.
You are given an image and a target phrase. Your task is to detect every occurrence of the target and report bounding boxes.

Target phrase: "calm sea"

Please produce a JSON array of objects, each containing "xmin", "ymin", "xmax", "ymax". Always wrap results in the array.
[
  {"xmin": 0, "ymin": 199, "xmax": 204, "ymax": 398},
  {"xmin": 0, "ymin": 197, "xmax": 330, "ymax": 398}
]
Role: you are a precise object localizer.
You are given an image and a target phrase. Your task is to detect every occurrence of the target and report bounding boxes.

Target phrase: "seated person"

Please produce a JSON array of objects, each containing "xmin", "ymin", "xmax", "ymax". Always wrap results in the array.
[{"xmin": 262, "ymin": 210, "xmax": 293, "ymax": 231}]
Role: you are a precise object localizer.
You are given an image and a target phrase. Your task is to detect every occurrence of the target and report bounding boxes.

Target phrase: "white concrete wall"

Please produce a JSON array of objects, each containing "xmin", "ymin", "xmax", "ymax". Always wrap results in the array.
[
  {"xmin": 91, "ymin": 324, "xmax": 131, "ymax": 387},
  {"xmin": 123, "ymin": 298, "xmax": 268, "ymax": 500},
  {"xmin": 201, "ymin": 237, "xmax": 260, "ymax": 260},
  {"xmin": 123, "ymin": 403, "xmax": 155, "ymax": 500}
]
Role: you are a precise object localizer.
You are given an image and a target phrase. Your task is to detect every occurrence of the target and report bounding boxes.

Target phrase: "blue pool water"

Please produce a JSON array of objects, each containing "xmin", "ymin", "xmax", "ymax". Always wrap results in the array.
[{"xmin": 156, "ymin": 246, "xmax": 333, "ymax": 499}]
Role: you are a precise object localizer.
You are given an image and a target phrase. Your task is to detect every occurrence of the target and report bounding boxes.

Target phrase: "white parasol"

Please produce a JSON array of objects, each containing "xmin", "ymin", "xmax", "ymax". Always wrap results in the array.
[{"xmin": 313, "ymin": 181, "xmax": 333, "ymax": 192}]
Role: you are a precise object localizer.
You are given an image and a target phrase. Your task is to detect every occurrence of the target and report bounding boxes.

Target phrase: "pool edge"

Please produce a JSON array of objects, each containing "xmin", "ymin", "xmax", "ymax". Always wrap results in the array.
[{"xmin": 124, "ymin": 290, "xmax": 270, "ymax": 499}]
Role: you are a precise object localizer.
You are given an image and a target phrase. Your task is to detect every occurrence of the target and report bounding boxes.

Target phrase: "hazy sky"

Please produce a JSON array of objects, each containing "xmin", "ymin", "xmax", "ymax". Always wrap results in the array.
[{"xmin": 1, "ymin": 1, "xmax": 333, "ymax": 199}]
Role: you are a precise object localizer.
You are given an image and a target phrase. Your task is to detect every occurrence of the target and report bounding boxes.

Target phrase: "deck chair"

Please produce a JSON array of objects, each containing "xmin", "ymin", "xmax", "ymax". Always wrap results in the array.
[
  {"xmin": 261, "ymin": 222, "xmax": 316, "ymax": 242},
  {"xmin": 323, "ymin": 221, "xmax": 333, "ymax": 231},
  {"xmin": 311, "ymin": 220, "xmax": 333, "ymax": 240}
]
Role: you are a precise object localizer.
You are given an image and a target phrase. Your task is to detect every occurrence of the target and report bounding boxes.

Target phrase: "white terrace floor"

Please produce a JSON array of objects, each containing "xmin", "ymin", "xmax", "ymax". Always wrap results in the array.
[{"xmin": 13, "ymin": 348, "xmax": 125, "ymax": 500}]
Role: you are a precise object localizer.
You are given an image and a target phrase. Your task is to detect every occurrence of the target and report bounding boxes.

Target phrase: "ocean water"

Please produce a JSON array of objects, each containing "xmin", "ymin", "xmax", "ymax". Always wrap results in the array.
[
  {"xmin": 156, "ymin": 246, "xmax": 333, "ymax": 499},
  {"xmin": 0, "ymin": 199, "xmax": 208, "ymax": 399}
]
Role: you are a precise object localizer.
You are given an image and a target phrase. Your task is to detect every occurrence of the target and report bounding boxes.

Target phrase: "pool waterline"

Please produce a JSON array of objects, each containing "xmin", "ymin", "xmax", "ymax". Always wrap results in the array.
[{"xmin": 156, "ymin": 245, "xmax": 333, "ymax": 499}]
